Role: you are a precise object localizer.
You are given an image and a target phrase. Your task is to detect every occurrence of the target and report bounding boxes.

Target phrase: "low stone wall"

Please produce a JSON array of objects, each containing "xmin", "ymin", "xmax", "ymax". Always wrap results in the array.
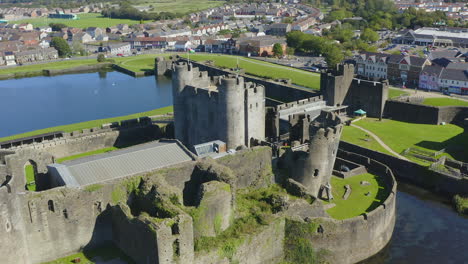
[
  {"xmin": 385, "ymin": 99, "xmax": 468, "ymax": 125},
  {"xmin": 304, "ymin": 150, "xmax": 397, "ymax": 264},
  {"xmin": 112, "ymin": 64, "xmax": 153, "ymax": 77},
  {"xmin": 340, "ymin": 141, "xmax": 468, "ymax": 196}
]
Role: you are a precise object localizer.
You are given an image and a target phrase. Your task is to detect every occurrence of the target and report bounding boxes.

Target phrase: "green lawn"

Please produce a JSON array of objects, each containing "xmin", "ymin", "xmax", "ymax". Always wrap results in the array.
[
  {"xmin": 341, "ymin": 126, "xmax": 394, "ymax": 156},
  {"xmin": 0, "ymin": 59, "xmax": 100, "ymax": 75},
  {"xmin": 326, "ymin": 173, "xmax": 390, "ymax": 220},
  {"xmin": 182, "ymin": 54, "xmax": 321, "ymax": 89},
  {"xmin": 0, "ymin": 106, "xmax": 173, "ymax": 143},
  {"xmin": 56, "ymin": 147, "xmax": 119, "ymax": 163},
  {"xmin": 136, "ymin": 0, "xmax": 224, "ymax": 14},
  {"xmin": 15, "ymin": 13, "xmax": 144, "ymax": 28},
  {"xmin": 422, "ymin": 97, "xmax": 468, "ymax": 107},
  {"xmin": 353, "ymin": 118, "xmax": 468, "ymax": 162},
  {"xmin": 41, "ymin": 244, "xmax": 134, "ymax": 264},
  {"xmin": 25, "ymin": 165, "xmax": 36, "ymax": 191},
  {"xmin": 114, "ymin": 54, "xmax": 172, "ymax": 73},
  {"xmin": 388, "ymin": 88, "xmax": 409, "ymax": 99}
]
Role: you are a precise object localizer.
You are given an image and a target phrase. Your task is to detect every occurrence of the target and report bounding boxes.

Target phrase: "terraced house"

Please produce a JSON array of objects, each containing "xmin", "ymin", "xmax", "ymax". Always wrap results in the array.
[
  {"xmin": 386, "ymin": 55, "xmax": 430, "ymax": 86},
  {"xmin": 355, "ymin": 52, "xmax": 389, "ymax": 80}
]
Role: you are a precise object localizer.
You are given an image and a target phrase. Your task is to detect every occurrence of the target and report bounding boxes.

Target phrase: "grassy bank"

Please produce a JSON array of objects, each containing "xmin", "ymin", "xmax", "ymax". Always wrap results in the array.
[
  {"xmin": 341, "ymin": 126, "xmax": 394, "ymax": 156},
  {"xmin": 41, "ymin": 244, "xmax": 134, "ymax": 264},
  {"xmin": 422, "ymin": 97, "xmax": 468, "ymax": 107},
  {"xmin": 325, "ymin": 173, "xmax": 389, "ymax": 220},
  {"xmin": 15, "ymin": 13, "xmax": 144, "ymax": 28},
  {"xmin": 182, "ymin": 54, "xmax": 321, "ymax": 89},
  {"xmin": 0, "ymin": 106, "xmax": 173, "ymax": 143},
  {"xmin": 56, "ymin": 147, "xmax": 119, "ymax": 163},
  {"xmin": 352, "ymin": 118, "xmax": 467, "ymax": 162},
  {"xmin": 0, "ymin": 59, "xmax": 100, "ymax": 76},
  {"xmin": 388, "ymin": 88, "xmax": 409, "ymax": 99}
]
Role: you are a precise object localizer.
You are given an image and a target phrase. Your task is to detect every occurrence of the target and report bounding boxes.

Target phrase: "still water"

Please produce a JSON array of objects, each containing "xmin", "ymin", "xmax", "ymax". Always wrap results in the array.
[
  {"xmin": 362, "ymin": 183, "xmax": 468, "ymax": 264},
  {"xmin": 0, "ymin": 71, "xmax": 173, "ymax": 138},
  {"xmin": 1, "ymin": 71, "xmax": 467, "ymax": 263}
]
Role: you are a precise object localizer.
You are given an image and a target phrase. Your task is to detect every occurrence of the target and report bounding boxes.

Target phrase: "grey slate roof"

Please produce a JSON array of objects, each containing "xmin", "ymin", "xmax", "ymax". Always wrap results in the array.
[
  {"xmin": 440, "ymin": 68, "xmax": 468, "ymax": 82},
  {"xmin": 49, "ymin": 141, "xmax": 194, "ymax": 187},
  {"xmin": 421, "ymin": 65, "xmax": 443, "ymax": 76}
]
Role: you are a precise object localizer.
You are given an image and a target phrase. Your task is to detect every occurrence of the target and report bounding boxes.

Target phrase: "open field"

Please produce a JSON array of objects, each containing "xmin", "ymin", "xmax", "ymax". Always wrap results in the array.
[
  {"xmin": 135, "ymin": 0, "xmax": 224, "ymax": 14},
  {"xmin": 42, "ymin": 245, "xmax": 134, "ymax": 264},
  {"xmin": 14, "ymin": 13, "xmax": 144, "ymax": 28},
  {"xmin": 25, "ymin": 165, "xmax": 35, "ymax": 191},
  {"xmin": 0, "ymin": 59, "xmax": 99, "ymax": 75},
  {"xmin": 341, "ymin": 126, "xmax": 394, "ymax": 156},
  {"xmin": 326, "ymin": 173, "xmax": 389, "ymax": 220},
  {"xmin": 388, "ymin": 88, "xmax": 409, "ymax": 99},
  {"xmin": 422, "ymin": 97, "xmax": 468, "ymax": 107},
  {"xmin": 114, "ymin": 54, "xmax": 171, "ymax": 73},
  {"xmin": 56, "ymin": 147, "xmax": 119, "ymax": 163},
  {"xmin": 0, "ymin": 106, "xmax": 173, "ymax": 143},
  {"xmin": 182, "ymin": 54, "xmax": 321, "ymax": 89},
  {"xmin": 352, "ymin": 118, "xmax": 467, "ymax": 162}
]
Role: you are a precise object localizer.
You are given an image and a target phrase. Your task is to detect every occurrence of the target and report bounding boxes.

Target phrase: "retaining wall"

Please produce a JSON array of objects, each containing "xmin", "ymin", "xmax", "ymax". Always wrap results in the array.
[{"xmin": 0, "ymin": 63, "xmax": 113, "ymax": 80}]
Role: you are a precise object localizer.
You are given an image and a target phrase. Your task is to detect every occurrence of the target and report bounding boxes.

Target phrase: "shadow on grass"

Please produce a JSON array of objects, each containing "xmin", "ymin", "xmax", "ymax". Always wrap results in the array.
[
  {"xmin": 416, "ymin": 132, "xmax": 468, "ymax": 162},
  {"xmin": 365, "ymin": 173, "xmax": 391, "ymax": 213}
]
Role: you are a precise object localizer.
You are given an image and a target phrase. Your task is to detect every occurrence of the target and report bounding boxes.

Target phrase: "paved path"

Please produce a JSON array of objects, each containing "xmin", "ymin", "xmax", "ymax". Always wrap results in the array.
[{"xmin": 351, "ymin": 124, "xmax": 410, "ymax": 161}]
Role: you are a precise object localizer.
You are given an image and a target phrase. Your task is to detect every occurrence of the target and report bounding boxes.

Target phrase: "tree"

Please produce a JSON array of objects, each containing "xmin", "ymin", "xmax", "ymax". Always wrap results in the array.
[
  {"xmin": 360, "ymin": 28, "xmax": 379, "ymax": 42},
  {"xmin": 97, "ymin": 54, "xmax": 106, "ymax": 62},
  {"xmin": 272, "ymin": 43, "xmax": 284, "ymax": 58},
  {"xmin": 50, "ymin": 37, "xmax": 71, "ymax": 58},
  {"xmin": 286, "ymin": 31, "xmax": 306, "ymax": 49},
  {"xmin": 323, "ymin": 45, "xmax": 344, "ymax": 68},
  {"xmin": 49, "ymin": 23, "xmax": 67, "ymax": 32}
]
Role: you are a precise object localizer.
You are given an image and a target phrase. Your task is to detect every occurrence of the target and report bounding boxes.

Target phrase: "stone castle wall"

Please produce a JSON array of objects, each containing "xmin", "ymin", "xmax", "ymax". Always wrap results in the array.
[
  {"xmin": 385, "ymin": 99, "xmax": 468, "ymax": 125},
  {"xmin": 305, "ymin": 149, "xmax": 397, "ymax": 264},
  {"xmin": 340, "ymin": 141, "xmax": 468, "ymax": 196}
]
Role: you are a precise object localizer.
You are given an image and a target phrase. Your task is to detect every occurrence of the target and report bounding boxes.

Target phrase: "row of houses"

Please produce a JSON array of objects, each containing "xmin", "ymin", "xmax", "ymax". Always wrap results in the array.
[
  {"xmin": 0, "ymin": 47, "xmax": 58, "ymax": 66},
  {"xmin": 355, "ymin": 50, "xmax": 468, "ymax": 95}
]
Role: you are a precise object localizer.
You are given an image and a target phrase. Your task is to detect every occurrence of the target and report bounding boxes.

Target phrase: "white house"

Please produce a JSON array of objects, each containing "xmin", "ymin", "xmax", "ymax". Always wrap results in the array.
[
  {"xmin": 107, "ymin": 43, "xmax": 131, "ymax": 56},
  {"xmin": 355, "ymin": 52, "xmax": 389, "ymax": 80},
  {"xmin": 175, "ymin": 40, "xmax": 192, "ymax": 51},
  {"xmin": 438, "ymin": 68, "xmax": 468, "ymax": 95}
]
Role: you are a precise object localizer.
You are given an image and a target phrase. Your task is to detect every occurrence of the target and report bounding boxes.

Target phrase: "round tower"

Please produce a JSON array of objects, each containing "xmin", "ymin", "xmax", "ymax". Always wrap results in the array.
[
  {"xmin": 218, "ymin": 76, "xmax": 245, "ymax": 149},
  {"xmin": 172, "ymin": 62, "xmax": 193, "ymax": 145},
  {"xmin": 293, "ymin": 111, "xmax": 343, "ymax": 197}
]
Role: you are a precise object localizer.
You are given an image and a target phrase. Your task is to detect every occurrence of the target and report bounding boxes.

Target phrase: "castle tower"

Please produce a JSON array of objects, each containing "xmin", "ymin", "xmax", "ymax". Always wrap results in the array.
[
  {"xmin": 321, "ymin": 64, "xmax": 355, "ymax": 107},
  {"xmin": 244, "ymin": 83, "xmax": 265, "ymax": 147},
  {"xmin": 172, "ymin": 62, "xmax": 193, "ymax": 145},
  {"xmin": 218, "ymin": 76, "xmax": 245, "ymax": 149},
  {"xmin": 293, "ymin": 111, "xmax": 343, "ymax": 197}
]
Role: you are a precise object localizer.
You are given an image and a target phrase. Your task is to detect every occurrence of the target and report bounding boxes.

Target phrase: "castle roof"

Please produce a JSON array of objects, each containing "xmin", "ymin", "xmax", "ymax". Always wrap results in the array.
[{"xmin": 47, "ymin": 140, "xmax": 194, "ymax": 187}]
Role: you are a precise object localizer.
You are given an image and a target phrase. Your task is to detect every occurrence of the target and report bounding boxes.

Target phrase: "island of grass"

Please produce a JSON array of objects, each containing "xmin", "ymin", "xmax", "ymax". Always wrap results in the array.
[
  {"xmin": 25, "ymin": 164, "xmax": 36, "ymax": 191},
  {"xmin": 346, "ymin": 118, "xmax": 468, "ymax": 164},
  {"xmin": 422, "ymin": 97, "xmax": 468, "ymax": 107},
  {"xmin": 41, "ymin": 244, "xmax": 134, "ymax": 264},
  {"xmin": 181, "ymin": 54, "xmax": 321, "ymax": 89},
  {"xmin": 0, "ymin": 105, "xmax": 173, "ymax": 143},
  {"xmin": 325, "ymin": 173, "xmax": 390, "ymax": 220}
]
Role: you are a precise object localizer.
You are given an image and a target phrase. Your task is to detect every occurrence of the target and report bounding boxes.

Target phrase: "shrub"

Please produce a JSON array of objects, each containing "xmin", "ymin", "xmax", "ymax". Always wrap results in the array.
[{"xmin": 97, "ymin": 54, "xmax": 106, "ymax": 63}]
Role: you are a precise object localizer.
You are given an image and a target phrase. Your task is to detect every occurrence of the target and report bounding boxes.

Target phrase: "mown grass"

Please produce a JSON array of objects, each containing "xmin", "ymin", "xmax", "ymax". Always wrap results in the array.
[
  {"xmin": 41, "ymin": 244, "xmax": 135, "ymax": 264},
  {"xmin": 341, "ymin": 125, "xmax": 394, "ymax": 156},
  {"xmin": 181, "ymin": 54, "xmax": 321, "ymax": 89},
  {"xmin": 136, "ymin": 0, "xmax": 223, "ymax": 14},
  {"xmin": 15, "ymin": 13, "xmax": 145, "ymax": 28},
  {"xmin": 56, "ymin": 147, "xmax": 119, "ymax": 163},
  {"xmin": 353, "ymin": 118, "xmax": 468, "ymax": 162},
  {"xmin": 25, "ymin": 165, "xmax": 36, "ymax": 191},
  {"xmin": 326, "ymin": 173, "xmax": 389, "ymax": 220},
  {"xmin": 0, "ymin": 106, "xmax": 173, "ymax": 143},
  {"xmin": 388, "ymin": 88, "xmax": 409, "ymax": 99},
  {"xmin": 0, "ymin": 59, "xmax": 101, "ymax": 75},
  {"xmin": 422, "ymin": 97, "xmax": 468, "ymax": 107},
  {"xmin": 113, "ymin": 54, "xmax": 172, "ymax": 73}
]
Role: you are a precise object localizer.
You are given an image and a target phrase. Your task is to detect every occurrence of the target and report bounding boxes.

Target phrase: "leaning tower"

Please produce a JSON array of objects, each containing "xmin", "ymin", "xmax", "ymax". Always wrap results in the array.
[{"xmin": 293, "ymin": 110, "xmax": 343, "ymax": 197}]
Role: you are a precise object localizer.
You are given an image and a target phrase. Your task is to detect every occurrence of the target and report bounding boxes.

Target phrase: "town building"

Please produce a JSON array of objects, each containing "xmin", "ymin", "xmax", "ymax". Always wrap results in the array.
[
  {"xmin": 355, "ymin": 52, "xmax": 389, "ymax": 80},
  {"xmin": 438, "ymin": 68, "xmax": 468, "ymax": 95},
  {"xmin": 395, "ymin": 27, "xmax": 468, "ymax": 48},
  {"xmin": 419, "ymin": 65, "xmax": 444, "ymax": 91},
  {"xmin": 387, "ymin": 55, "xmax": 430, "ymax": 86}
]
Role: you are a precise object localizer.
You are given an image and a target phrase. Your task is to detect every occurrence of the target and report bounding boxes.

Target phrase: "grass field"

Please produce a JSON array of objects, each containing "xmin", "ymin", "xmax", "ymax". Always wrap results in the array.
[
  {"xmin": 41, "ymin": 245, "xmax": 134, "ymax": 264},
  {"xmin": 25, "ymin": 165, "xmax": 36, "ymax": 191},
  {"xmin": 56, "ymin": 147, "xmax": 119, "ymax": 163},
  {"xmin": 353, "ymin": 118, "xmax": 468, "ymax": 162},
  {"xmin": 0, "ymin": 59, "xmax": 100, "ymax": 75},
  {"xmin": 114, "ymin": 54, "xmax": 172, "ymax": 72},
  {"xmin": 388, "ymin": 88, "xmax": 409, "ymax": 99},
  {"xmin": 341, "ymin": 126, "xmax": 394, "ymax": 156},
  {"xmin": 136, "ymin": 0, "xmax": 223, "ymax": 14},
  {"xmin": 0, "ymin": 106, "xmax": 173, "ymax": 143},
  {"xmin": 326, "ymin": 173, "xmax": 390, "ymax": 220},
  {"xmin": 422, "ymin": 97, "xmax": 468, "ymax": 107},
  {"xmin": 182, "ymin": 54, "xmax": 321, "ymax": 89},
  {"xmin": 14, "ymin": 13, "xmax": 144, "ymax": 29}
]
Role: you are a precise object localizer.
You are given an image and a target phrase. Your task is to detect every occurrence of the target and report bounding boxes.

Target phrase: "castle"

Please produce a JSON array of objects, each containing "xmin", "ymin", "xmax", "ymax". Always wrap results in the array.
[{"xmin": 0, "ymin": 58, "xmax": 398, "ymax": 264}]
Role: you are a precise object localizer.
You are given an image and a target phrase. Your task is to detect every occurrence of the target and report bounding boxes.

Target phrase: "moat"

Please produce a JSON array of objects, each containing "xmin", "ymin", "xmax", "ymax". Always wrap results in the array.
[
  {"xmin": 1, "ymin": 70, "xmax": 467, "ymax": 263},
  {"xmin": 0, "ymin": 71, "xmax": 173, "ymax": 138}
]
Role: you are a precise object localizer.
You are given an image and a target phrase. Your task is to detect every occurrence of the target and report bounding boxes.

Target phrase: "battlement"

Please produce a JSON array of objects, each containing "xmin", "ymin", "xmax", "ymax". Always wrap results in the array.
[{"xmin": 277, "ymin": 96, "xmax": 324, "ymax": 111}]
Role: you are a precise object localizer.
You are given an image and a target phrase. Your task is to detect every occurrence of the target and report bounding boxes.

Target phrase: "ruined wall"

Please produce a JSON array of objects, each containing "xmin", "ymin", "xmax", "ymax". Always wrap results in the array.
[
  {"xmin": 340, "ymin": 141, "xmax": 468, "ymax": 196},
  {"xmin": 385, "ymin": 100, "xmax": 468, "ymax": 125},
  {"xmin": 320, "ymin": 64, "xmax": 354, "ymax": 106},
  {"xmin": 300, "ymin": 151, "xmax": 397, "ymax": 264},
  {"xmin": 245, "ymin": 83, "xmax": 266, "ymax": 147}
]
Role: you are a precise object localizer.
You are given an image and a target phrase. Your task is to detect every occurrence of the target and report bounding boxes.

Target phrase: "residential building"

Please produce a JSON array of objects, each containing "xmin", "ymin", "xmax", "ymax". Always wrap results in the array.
[
  {"xmin": 238, "ymin": 36, "xmax": 286, "ymax": 56},
  {"xmin": 175, "ymin": 40, "xmax": 192, "ymax": 51},
  {"xmin": 438, "ymin": 68, "xmax": 468, "ymax": 95},
  {"xmin": 387, "ymin": 55, "xmax": 430, "ymax": 86},
  {"xmin": 73, "ymin": 32, "xmax": 93, "ymax": 43},
  {"xmin": 355, "ymin": 52, "xmax": 389, "ymax": 80},
  {"xmin": 267, "ymin": 23, "xmax": 291, "ymax": 36},
  {"xmin": 419, "ymin": 65, "xmax": 444, "ymax": 91},
  {"xmin": 106, "ymin": 43, "xmax": 131, "ymax": 56},
  {"xmin": 14, "ymin": 47, "xmax": 58, "ymax": 64}
]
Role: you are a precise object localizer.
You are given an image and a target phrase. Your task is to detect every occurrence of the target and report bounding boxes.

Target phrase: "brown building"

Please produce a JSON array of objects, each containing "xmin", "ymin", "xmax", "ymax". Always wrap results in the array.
[
  {"xmin": 237, "ymin": 36, "xmax": 287, "ymax": 57},
  {"xmin": 387, "ymin": 55, "xmax": 430, "ymax": 86}
]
